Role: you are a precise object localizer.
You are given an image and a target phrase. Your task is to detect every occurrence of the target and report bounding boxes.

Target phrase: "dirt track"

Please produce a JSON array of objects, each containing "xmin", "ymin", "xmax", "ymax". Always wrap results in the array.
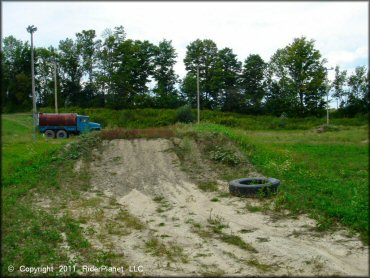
[{"xmin": 72, "ymin": 138, "xmax": 368, "ymax": 276}]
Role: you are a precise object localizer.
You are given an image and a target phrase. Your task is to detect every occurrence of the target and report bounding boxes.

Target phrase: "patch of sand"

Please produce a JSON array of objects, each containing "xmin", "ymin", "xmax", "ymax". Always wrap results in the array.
[{"xmin": 73, "ymin": 138, "xmax": 368, "ymax": 276}]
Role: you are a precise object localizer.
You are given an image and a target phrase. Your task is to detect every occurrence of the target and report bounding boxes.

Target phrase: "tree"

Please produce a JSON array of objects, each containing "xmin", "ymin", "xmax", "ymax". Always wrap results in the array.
[
  {"xmin": 266, "ymin": 37, "xmax": 327, "ymax": 116},
  {"xmin": 35, "ymin": 47, "xmax": 54, "ymax": 107},
  {"xmin": 241, "ymin": 54, "xmax": 267, "ymax": 113},
  {"xmin": 96, "ymin": 26, "xmax": 127, "ymax": 107},
  {"xmin": 106, "ymin": 39, "xmax": 156, "ymax": 109},
  {"xmin": 348, "ymin": 66, "xmax": 368, "ymax": 100},
  {"xmin": 332, "ymin": 65, "xmax": 347, "ymax": 108},
  {"xmin": 152, "ymin": 40, "xmax": 180, "ymax": 108},
  {"xmin": 2, "ymin": 36, "xmax": 31, "ymax": 111},
  {"xmin": 345, "ymin": 66, "xmax": 368, "ymax": 116},
  {"xmin": 76, "ymin": 30, "xmax": 98, "ymax": 83},
  {"xmin": 58, "ymin": 37, "xmax": 83, "ymax": 107},
  {"xmin": 215, "ymin": 47, "xmax": 242, "ymax": 112},
  {"xmin": 183, "ymin": 39, "xmax": 219, "ymax": 109},
  {"xmin": 265, "ymin": 49, "xmax": 299, "ymax": 116},
  {"xmin": 181, "ymin": 74, "xmax": 197, "ymax": 107},
  {"xmin": 76, "ymin": 30, "xmax": 102, "ymax": 107}
]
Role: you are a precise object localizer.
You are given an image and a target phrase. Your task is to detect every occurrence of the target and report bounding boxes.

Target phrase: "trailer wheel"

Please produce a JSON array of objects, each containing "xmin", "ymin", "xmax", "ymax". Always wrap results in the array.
[
  {"xmin": 56, "ymin": 130, "xmax": 68, "ymax": 139},
  {"xmin": 44, "ymin": 130, "xmax": 56, "ymax": 139}
]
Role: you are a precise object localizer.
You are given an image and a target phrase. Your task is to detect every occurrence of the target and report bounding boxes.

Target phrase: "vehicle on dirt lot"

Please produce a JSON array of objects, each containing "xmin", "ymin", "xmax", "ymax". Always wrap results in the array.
[{"xmin": 38, "ymin": 113, "xmax": 101, "ymax": 139}]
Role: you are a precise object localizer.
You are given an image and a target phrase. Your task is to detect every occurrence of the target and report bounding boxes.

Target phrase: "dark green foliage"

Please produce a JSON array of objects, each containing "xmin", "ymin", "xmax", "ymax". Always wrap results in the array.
[
  {"xmin": 216, "ymin": 48, "xmax": 242, "ymax": 112},
  {"xmin": 241, "ymin": 54, "xmax": 267, "ymax": 114},
  {"xmin": 183, "ymin": 39, "xmax": 220, "ymax": 109},
  {"xmin": 2, "ymin": 36, "xmax": 32, "ymax": 111},
  {"xmin": 341, "ymin": 66, "xmax": 369, "ymax": 116},
  {"xmin": 152, "ymin": 40, "xmax": 181, "ymax": 108},
  {"xmin": 265, "ymin": 37, "xmax": 328, "ymax": 116},
  {"xmin": 175, "ymin": 104, "xmax": 195, "ymax": 123},
  {"xmin": 2, "ymin": 31, "xmax": 368, "ymax": 117},
  {"xmin": 181, "ymin": 73, "xmax": 198, "ymax": 108}
]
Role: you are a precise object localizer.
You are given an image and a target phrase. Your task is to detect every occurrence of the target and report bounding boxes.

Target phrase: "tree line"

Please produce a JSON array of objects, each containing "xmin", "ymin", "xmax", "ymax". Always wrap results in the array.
[{"xmin": 2, "ymin": 26, "xmax": 368, "ymax": 117}]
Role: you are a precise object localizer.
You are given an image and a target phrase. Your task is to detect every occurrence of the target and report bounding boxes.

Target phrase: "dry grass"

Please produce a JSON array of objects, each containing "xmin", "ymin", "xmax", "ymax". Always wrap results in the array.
[
  {"xmin": 99, "ymin": 127, "xmax": 175, "ymax": 140},
  {"xmin": 144, "ymin": 237, "xmax": 188, "ymax": 263}
]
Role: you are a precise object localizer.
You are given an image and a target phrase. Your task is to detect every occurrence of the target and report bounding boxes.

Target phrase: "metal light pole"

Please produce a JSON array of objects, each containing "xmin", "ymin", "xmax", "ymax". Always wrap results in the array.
[
  {"xmin": 54, "ymin": 59, "xmax": 58, "ymax": 114},
  {"xmin": 197, "ymin": 65, "xmax": 200, "ymax": 124},
  {"xmin": 27, "ymin": 25, "xmax": 37, "ymax": 142}
]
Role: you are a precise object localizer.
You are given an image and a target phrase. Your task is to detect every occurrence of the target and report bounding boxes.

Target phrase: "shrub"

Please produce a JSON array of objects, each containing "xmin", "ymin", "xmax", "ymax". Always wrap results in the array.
[
  {"xmin": 315, "ymin": 124, "xmax": 340, "ymax": 133},
  {"xmin": 209, "ymin": 146, "xmax": 241, "ymax": 166},
  {"xmin": 175, "ymin": 104, "xmax": 195, "ymax": 123}
]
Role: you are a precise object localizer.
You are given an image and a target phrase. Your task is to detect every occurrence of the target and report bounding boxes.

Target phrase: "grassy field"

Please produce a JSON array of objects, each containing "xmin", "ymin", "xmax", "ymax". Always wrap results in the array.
[
  {"xmin": 1, "ymin": 114, "xmax": 114, "ymax": 276},
  {"xmin": 2, "ymin": 114, "xmax": 65, "ymax": 181},
  {"xmin": 191, "ymin": 123, "xmax": 369, "ymax": 242},
  {"xmin": 2, "ymin": 114, "xmax": 65, "ymax": 274},
  {"xmin": 1, "ymin": 111, "xmax": 368, "ymax": 275},
  {"xmin": 38, "ymin": 107, "xmax": 368, "ymax": 130}
]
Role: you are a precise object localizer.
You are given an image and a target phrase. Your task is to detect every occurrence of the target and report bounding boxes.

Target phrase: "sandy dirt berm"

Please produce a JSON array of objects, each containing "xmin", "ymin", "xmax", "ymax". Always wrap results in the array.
[{"xmin": 69, "ymin": 138, "xmax": 368, "ymax": 276}]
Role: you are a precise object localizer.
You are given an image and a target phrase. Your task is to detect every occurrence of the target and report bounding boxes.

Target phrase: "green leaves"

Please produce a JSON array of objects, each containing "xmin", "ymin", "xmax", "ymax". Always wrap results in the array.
[
  {"xmin": 266, "ymin": 37, "xmax": 327, "ymax": 116},
  {"xmin": 152, "ymin": 40, "xmax": 180, "ymax": 108},
  {"xmin": 241, "ymin": 54, "xmax": 267, "ymax": 113},
  {"xmin": 183, "ymin": 40, "xmax": 243, "ymax": 111},
  {"xmin": 2, "ymin": 30, "xmax": 368, "ymax": 117}
]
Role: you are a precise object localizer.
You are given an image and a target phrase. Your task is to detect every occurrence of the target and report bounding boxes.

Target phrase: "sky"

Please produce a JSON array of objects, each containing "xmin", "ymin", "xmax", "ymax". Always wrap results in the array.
[{"xmin": 2, "ymin": 1, "xmax": 368, "ymax": 83}]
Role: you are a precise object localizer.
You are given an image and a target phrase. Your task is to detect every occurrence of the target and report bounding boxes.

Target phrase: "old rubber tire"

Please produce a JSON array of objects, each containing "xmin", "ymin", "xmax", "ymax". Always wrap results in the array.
[
  {"xmin": 229, "ymin": 177, "xmax": 280, "ymax": 197},
  {"xmin": 56, "ymin": 130, "xmax": 68, "ymax": 139},
  {"xmin": 44, "ymin": 130, "xmax": 55, "ymax": 139}
]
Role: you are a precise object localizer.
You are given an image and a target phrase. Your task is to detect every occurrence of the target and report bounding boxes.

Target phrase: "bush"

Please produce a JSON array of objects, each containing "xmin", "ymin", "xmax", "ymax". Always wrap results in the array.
[
  {"xmin": 315, "ymin": 124, "xmax": 341, "ymax": 133},
  {"xmin": 175, "ymin": 104, "xmax": 195, "ymax": 123},
  {"xmin": 209, "ymin": 146, "xmax": 241, "ymax": 166}
]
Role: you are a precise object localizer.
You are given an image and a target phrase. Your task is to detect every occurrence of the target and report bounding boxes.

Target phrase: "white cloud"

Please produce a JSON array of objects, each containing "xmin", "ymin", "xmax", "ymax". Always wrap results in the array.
[
  {"xmin": 326, "ymin": 46, "xmax": 368, "ymax": 67},
  {"xmin": 2, "ymin": 1, "xmax": 368, "ymax": 80}
]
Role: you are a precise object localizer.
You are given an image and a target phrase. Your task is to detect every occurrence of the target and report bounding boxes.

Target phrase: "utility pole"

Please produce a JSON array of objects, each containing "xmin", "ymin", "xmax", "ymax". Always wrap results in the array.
[
  {"xmin": 326, "ymin": 93, "xmax": 330, "ymax": 125},
  {"xmin": 54, "ymin": 59, "xmax": 58, "ymax": 114},
  {"xmin": 197, "ymin": 65, "xmax": 200, "ymax": 124},
  {"xmin": 27, "ymin": 25, "xmax": 37, "ymax": 142}
]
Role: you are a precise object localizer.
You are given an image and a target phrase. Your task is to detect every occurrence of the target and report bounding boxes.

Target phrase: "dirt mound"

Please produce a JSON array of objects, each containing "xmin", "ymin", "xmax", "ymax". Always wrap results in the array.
[
  {"xmin": 72, "ymin": 138, "xmax": 367, "ymax": 276},
  {"xmin": 90, "ymin": 138, "xmax": 187, "ymax": 197}
]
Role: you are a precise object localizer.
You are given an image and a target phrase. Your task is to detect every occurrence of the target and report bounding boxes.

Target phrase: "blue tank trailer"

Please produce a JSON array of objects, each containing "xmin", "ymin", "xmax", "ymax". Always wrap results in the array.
[{"xmin": 38, "ymin": 113, "xmax": 101, "ymax": 139}]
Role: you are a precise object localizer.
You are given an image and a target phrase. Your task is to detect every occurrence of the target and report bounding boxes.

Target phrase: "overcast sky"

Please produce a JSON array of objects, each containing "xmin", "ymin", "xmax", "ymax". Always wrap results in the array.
[{"xmin": 2, "ymin": 1, "xmax": 368, "ymax": 81}]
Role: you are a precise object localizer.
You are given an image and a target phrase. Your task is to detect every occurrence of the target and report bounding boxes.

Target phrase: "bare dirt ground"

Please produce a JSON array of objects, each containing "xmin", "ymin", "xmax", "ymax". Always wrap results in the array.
[{"xmin": 68, "ymin": 138, "xmax": 368, "ymax": 276}]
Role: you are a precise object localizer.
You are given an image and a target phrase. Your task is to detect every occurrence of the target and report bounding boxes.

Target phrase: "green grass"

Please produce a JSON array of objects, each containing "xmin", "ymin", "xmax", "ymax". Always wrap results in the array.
[
  {"xmin": 2, "ymin": 111, "xmax": 367, "ymax": 275},
  {"xmin": 198, "ymin": 181, "xmax": 219, "ymax": 192},
  {"xmin": 191, "ymin": 123, "xmax": 369, "ymax": 243},
  {"xmin": 153, "ymin": 195, "xmax": 173, "ymax": 213},
  {"xmin": 38, "ymin": 107, "xmax": 367, "ymax": 130},
  {"xmin": 1, "ymin": 114, "xmax": 113, "ymax": 276},
  {"xmin": 219, "ymin": 233, "xmax": 257, "ymax": 252},
  {"xmin": 2, "ymin": 114, "xmax": 66, "ymax": 180},
  {"xmin": 115, "ymin": 208, "xmax": 145, "ymax": 230},
  {"xmin": 190, "ymin": 213, "xmax": 258, "ymax": 252},
  {"xmin": 1, "ymin": 114, "xmax": 70, "ymax": 275},
  {"xmin": 144, "ymin": 237, "xmax": 188, "ymax": 263},
  {"xmin": 246, "ymin": 259, "xmax": 271, "ymax": 272}
]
